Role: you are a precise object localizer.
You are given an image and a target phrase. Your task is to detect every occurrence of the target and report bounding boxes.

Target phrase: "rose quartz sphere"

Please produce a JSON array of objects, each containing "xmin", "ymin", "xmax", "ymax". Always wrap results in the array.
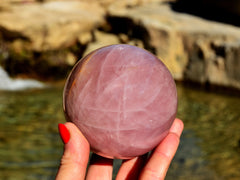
[{"xmin": 63, "ymin": 44, "xmax": 177, "ymax": 159}]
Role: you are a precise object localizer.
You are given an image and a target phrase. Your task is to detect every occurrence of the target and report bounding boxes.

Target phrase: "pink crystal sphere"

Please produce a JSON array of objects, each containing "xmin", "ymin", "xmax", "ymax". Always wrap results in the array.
[{"xmin": 63, "ymin": 44, "xmax": 177, "ymax": 159}]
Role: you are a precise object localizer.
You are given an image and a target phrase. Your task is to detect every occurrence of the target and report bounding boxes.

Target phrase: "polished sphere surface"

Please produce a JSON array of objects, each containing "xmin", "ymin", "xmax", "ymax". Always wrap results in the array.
[{"xmin": 63, "ymin": 44, "xmax": 177, "ymax": 159}]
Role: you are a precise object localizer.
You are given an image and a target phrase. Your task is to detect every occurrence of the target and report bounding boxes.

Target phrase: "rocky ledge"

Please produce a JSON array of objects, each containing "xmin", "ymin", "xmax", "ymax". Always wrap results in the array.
[{"xmin": 0, "ymin": 0, "xmax": 240, "ymax": 90}]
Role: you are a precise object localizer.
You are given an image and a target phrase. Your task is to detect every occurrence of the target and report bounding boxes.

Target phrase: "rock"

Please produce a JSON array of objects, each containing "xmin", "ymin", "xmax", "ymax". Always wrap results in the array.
[
  {"xmin": 83, "ymin": 30, "xmax": 120, "ymax": 56},
  {"xmin": 83, "ymin": 30, "xmax": 145, "ymax": 57},
  {"xmin": 35, "ymin": 0, "xmax": 170, "ymax": 9},
  {"xmin": 107, "ymin": 1, "xmax": 240, "ymax": 89},
  {"xmin": 184, "ymin": 38, "xmax": 240, "ymax": 89},
  {"xmin": 77, "ymin": 31, "xmax": 92, "ymax": 45},
  {"xmin": 0, "ymin": 0, "xmax": 105, "ymax": 78},
  {"xmin": 0, "ymin": 1, "xmax": 105, "ymax": 51}
]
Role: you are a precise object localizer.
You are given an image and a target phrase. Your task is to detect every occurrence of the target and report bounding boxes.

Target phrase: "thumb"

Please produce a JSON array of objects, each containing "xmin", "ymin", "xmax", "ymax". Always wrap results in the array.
[{"xmin": 56, "ymin": 122, "xmax": 90, "ymax": 180}]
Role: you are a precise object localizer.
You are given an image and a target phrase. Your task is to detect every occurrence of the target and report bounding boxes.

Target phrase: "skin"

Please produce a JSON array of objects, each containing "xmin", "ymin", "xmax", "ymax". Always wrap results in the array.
[{"xmin": 56, "ymin": 118, "xmax": 184, "ymax": 180}]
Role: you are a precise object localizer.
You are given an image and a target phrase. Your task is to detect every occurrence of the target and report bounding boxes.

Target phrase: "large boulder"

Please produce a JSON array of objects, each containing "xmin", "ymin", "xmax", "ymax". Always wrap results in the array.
[
  {"xmin": 0, "ymin": 1, "xmax": 105, "ymax": 51},
  {"xmin": 0, "ymin": 0, "xmax": 105, "ymax": 78},
  {"xmin": 107, "ymin": 1, "xmax": 240, "ymax": 90}
]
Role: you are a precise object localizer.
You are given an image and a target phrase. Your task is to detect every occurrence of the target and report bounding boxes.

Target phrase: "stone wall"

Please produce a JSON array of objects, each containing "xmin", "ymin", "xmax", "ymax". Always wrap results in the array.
[{"xmin": 0, "ymin": 0, "xmax": 240, "ymax": 90}]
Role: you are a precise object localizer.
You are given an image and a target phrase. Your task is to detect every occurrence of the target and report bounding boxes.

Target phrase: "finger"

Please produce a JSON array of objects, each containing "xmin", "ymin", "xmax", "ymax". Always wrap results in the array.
[
  {"xmin": 169, "ymin": 118, "xmax": 184, "ymax": 137},
  {"xmin": 139, "ymin": 118, "xmax": 184, "ymax": 180},
  {"xmin": 116, "ymin": 154, "xmax": 148, "ymax": 180},
  {"xmin": 86, "ymin": 153, "xmax": 113, "ymax": 180},
  {"xmin": 56, "ymin": 122, "xmax": 90, "ymax": 180}
]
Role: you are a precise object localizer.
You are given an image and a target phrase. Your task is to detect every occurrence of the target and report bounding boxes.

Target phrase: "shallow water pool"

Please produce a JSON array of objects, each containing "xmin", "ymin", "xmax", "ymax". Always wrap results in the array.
[{"xmin": 0, "ymin": 83, "xmax": 239, "ymax": 179}]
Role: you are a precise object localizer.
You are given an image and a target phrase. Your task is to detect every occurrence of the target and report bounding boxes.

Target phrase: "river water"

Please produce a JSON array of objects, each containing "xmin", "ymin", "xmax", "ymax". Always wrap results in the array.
[{"xmin": 0, "ymin": 83, "xmax": 239, "ymax": 180}]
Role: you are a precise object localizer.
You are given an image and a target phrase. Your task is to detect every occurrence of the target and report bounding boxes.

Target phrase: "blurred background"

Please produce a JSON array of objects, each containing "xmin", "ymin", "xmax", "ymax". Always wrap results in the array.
[{"xmin": 0, "ymin": 0, "xmax": 239, "ymax": 179}]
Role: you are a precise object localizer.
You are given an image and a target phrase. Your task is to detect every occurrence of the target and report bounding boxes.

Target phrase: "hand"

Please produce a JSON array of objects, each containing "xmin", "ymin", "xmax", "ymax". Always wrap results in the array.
[{"xmin": 56, "ymin": 118, "xmax": 184, "ymax": 180}]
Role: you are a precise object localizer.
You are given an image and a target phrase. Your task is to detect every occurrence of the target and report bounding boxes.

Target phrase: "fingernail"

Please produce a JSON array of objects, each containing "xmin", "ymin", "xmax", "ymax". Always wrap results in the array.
[{"xmin": 58, "ymin": 123, "xmax": 70, "ymax": 144}]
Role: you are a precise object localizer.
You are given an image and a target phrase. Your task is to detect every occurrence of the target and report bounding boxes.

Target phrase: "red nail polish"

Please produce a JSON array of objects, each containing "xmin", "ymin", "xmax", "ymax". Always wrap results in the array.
[{"xmin": 58, "ymin": 123, "xmax": 70, "ymax": 144}]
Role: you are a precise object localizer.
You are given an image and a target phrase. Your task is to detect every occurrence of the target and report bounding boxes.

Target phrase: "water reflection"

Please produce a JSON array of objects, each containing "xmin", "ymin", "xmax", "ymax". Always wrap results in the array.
[{"xmin": 0, "ymin": 84, "xmax": 239, "ymax": 179}]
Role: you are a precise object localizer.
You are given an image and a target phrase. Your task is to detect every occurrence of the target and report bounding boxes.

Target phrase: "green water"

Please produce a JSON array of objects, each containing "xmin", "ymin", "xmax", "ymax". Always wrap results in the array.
[{"xmin": 0, "ymin": 83, "xmax": 239, "ymax": 180}]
